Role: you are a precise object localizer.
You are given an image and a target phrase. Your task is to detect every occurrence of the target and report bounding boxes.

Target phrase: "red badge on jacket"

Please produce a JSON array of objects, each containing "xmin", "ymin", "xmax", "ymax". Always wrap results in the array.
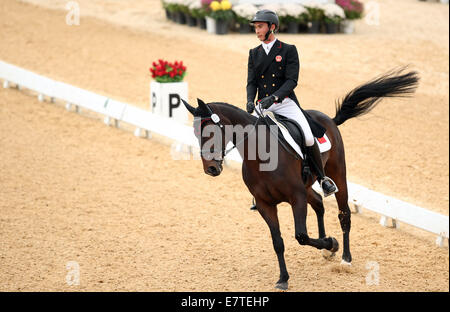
[{"xmin": 276, "ymin": 55, "xmax": 282, "ymax": 62}]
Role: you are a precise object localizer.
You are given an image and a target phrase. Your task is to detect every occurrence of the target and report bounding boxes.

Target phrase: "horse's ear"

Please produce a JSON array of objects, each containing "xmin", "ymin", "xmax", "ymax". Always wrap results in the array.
[
  {"xmin": 197, "ymin": 98, "xmax": 213, "ymax": 116},
  {"xmin": 197, "ymin": 98, "xmax": 207, "ymax": 110},
  {"xmin": 181, "ymin": 99, "xmax": 196, "ymax": 115}
]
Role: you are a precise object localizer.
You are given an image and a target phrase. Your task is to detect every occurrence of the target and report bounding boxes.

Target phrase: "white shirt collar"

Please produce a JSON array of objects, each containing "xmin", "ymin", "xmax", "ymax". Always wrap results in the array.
[{"xmin": 261, "ymin": 38, "xmax": 277, "ymax": 55}]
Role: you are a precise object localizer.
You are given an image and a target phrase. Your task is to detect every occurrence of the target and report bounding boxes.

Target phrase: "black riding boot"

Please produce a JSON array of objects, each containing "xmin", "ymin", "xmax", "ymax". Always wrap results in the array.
[{"xmin": 306, "ymin": 141, "xmax": 338, "ymax": 197}]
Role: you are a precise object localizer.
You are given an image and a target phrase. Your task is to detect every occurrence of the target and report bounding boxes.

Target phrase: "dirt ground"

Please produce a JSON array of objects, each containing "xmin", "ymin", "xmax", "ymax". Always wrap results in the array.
[{"xmin": 0, "ymin": 0, "xmax": 448, "ymax": 291}]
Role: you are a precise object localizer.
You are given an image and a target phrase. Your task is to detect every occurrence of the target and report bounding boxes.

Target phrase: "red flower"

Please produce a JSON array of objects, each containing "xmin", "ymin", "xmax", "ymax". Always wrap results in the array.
[{"xmin": 150, "ymin": 59, "xmax": 186, "ymax": 82}]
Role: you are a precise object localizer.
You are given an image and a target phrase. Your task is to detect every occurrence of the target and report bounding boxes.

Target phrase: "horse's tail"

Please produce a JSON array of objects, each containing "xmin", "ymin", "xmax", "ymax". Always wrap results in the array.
[{"xmin": 333, "ymin": 67, "xmax": 420, "ymax": 126}]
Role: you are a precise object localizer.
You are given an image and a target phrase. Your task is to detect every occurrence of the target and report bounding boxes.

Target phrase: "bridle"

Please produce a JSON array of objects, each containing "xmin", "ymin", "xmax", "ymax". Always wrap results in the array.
[
  {"xmin": 196, "ymin": 103, "xmax": 300, "ymax": 166},
  {"xmin": 196, "ymin": 105, "xmax": 260, "ymax": 163}
]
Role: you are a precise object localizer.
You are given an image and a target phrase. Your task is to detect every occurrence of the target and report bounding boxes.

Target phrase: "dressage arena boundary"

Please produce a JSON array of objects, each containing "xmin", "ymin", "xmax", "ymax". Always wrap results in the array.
[{"xmin": 1, "ymin": 60, "xmax": 448, "ymax": 247}]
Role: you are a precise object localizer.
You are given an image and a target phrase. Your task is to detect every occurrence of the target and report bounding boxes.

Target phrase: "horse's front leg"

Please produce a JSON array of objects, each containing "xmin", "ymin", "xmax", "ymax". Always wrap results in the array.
[
  {"xmin": 292, "ymin": 194, "xmax": 339, "ymax": 252},
  {"xmin": 255, "ymin": 198, "xmax": 289, "ymax": 290}
]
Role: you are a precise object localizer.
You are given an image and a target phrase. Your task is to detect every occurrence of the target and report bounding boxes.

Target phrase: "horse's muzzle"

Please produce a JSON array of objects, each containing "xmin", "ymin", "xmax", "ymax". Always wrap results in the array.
[{"xmin": 205, "ymin": 162, "xmax": 222, "ymax": 177}]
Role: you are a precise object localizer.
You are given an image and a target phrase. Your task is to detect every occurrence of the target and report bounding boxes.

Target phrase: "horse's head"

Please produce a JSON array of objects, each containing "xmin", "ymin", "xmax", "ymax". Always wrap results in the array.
[{"xmin": 182, "ymin": 98, "xmax": 226, "ymax": 177}]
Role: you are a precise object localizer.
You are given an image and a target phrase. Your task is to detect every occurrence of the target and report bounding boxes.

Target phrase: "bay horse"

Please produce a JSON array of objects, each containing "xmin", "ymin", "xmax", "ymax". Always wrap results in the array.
[{"xmin": 182, "ymin": 68, "xmax": 419, "ymax": 290}]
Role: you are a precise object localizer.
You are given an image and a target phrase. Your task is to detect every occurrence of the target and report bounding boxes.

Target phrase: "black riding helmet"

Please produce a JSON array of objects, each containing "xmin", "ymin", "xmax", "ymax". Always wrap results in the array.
[{"xmin": 250, "ymin": 10, "xmax": 279, "ymax": 41}]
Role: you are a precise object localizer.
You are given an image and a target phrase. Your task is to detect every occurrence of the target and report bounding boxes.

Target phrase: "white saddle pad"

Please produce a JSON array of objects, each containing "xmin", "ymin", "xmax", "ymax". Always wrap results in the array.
[{"xmin": 265, "ymin": 112, "xmax": 331, "ymax": 159}]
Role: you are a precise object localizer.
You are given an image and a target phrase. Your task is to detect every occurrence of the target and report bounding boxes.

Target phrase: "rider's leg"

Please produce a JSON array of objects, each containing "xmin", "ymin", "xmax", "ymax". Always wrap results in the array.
[
  {"xmin": 270, "ymin": 100, "xmax": 337, "ymax": 196},
  {"xmin": 305, "ymin": 141, "xmax": 337, "ymax": 196},
  {"xmin": 268, "ymin": 99, "xmax": 315, "ymax": 146}
]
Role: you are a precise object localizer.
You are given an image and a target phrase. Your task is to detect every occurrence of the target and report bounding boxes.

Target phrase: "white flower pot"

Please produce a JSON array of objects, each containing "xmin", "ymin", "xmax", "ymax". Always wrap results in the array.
[
  {"xmin": 150, "ymin": 81, "xmax": 188, "ymax": 124},
  {"xmin": 341, "ymin": 20, "xmax": 354, "ymax": 34},
  {"xmin": 205, "ymin": 16, "xmax": 217, "ymax": 34}
]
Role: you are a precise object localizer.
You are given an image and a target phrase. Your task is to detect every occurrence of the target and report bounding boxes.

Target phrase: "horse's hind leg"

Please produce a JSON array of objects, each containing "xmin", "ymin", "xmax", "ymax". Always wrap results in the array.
[
  {"xmin": 334, "ymin": 183, "xmax": 352, "ymax": 265},
  {"xmin": 256, "ymin": 199, "xmax": 289, "ymax": 290},
  {"xmin": 325, "ymin": 160, "xmax": 352, "ymax": 265}
]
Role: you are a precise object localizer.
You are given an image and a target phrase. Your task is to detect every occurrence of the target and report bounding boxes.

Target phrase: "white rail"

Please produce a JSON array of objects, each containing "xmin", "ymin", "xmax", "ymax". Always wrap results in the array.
[{"xmin": 1, "ymin": 60, "xmax": 448, "ymax": 247}]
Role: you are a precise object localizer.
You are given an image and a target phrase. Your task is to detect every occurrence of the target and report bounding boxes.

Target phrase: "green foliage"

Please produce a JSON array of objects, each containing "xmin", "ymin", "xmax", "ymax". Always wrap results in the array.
[{"xmin": 209, "ymin": 9, "xmax": 235, "ymax": 21}]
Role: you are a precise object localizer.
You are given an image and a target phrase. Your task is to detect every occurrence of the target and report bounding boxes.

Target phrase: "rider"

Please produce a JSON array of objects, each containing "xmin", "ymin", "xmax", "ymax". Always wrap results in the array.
[{"xmin": 246, "ymin": 10, "xmax": 337, "ymax": 209}]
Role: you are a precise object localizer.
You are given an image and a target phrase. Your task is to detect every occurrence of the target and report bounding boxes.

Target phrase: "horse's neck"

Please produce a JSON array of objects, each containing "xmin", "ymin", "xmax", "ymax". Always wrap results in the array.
[
  {"xmin": 211, "ymin": 103, "xmax": 255, "ymax": 127},
  {"xmin": 210, "ymin": 103, "xmax": 258, "ymax": 159}
]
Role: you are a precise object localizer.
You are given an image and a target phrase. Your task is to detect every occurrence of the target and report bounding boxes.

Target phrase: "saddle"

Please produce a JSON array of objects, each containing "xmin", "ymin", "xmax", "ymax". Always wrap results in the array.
[
  {"xmin": 273, "ymin": 113, "xmax": 307, "ymax": 154},
  {"xmin": 263, "ymin": 112, "xmax": 332, "ymax": 183},
  {"xmin": 263, "ymin": 112, "xmax": 331, "ymax": 157}
]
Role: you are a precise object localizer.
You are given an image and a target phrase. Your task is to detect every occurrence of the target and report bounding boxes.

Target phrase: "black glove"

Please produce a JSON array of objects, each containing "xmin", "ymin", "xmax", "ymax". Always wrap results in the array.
[
  {"xmin": 246, "ymin": 101, "xmax": 255, "ymax": 114},
  {"xmin": 260, "ymin": 95, "xmax": 276, "ymax": 109}
]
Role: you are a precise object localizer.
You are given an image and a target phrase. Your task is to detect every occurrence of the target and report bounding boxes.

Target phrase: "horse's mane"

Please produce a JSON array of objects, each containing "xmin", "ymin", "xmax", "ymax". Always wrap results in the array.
[
  {"xmin": 208, "ymin": 102, "xmax": 245, "ymax": 113},
  {"xmin": 208, "ymin": 102, "xmax": 258, "ymax": 122}
]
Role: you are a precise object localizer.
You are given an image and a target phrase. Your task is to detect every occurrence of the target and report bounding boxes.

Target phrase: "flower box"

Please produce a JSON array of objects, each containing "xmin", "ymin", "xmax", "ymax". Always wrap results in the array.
[
  {"xmin": 307, "ymin": 21, "xmax": 320, "ymax": 33},
  {"xmin": 197, "ymin": 17, "xmax": 207, "ymax": 29},
  {"xmin": 150, "ymin": 81, "xmax": 188, "ymax": 123},
  {"xmin": 205, "ymin": 16, "xmax": 217, "ymax": 34},
  {"xmin": 149, "ymin": 59, "xmax": 188, "ymax": 123},
  {"xmin": 287, "ymin": 21, "xmax": 299, "ymax": 34},
  {"xmin": 215, "ymin": 18, "xmax": 229, "ymax": 35},
  {"xmin": 340, "ymin": 19, "xmax": 354, "ymax": 34},
  {"xmin": 325, "ymin": 22, "xmax": 339, "ymax": 34}
]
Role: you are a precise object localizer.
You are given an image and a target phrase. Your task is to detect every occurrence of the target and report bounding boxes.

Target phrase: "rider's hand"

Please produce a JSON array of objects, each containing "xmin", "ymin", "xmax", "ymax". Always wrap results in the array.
[
  {"xmin": 260, "ymin": 95, "xmax": 277, "ymax": 109},
  {"xmin": 246, "ymin": 101, "xmax": 255, "ymax": 114}
]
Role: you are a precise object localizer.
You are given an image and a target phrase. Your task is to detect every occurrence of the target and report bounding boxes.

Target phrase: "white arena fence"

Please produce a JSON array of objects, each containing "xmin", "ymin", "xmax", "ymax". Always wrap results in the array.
[{"xmin": 1, "ymin": 60, "xmax": 448, "ymax": 247}]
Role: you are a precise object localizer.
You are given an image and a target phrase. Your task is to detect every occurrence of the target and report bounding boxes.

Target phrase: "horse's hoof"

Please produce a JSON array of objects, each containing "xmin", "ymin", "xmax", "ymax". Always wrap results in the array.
[
  {"xmin": 329, "ymin": 237, "xmax": 339, "ymax": 253},
  {"xmin": 340, "ymin": 259, "xmax": 352, "ymax": 266},
  {"xmin": 322, "ymin": 249, "xmax": 336, "ymax": 260},
  {"xmin": 275, "ymin": 282, "xmax": 288, "ymax": 291}
]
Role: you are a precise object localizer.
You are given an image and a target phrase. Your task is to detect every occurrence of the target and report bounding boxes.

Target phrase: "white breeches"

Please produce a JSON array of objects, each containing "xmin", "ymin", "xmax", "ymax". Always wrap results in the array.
[{"xmin": 255, "ymin": 98, "xmax": 315, "ymax": 146}]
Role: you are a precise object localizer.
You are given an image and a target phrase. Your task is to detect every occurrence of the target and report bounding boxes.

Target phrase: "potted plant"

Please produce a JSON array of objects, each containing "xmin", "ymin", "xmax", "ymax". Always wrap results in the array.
[
  {"xmin": 161, "ymin": 0, "xmax": 172, "ymax": 20},
  {"xmin": 149, "ymin": 59, "xmax": 188, "ymax": 123},
  {"xmin": 202, "ymin": 0, "xmax": 216, "ymax": 33},
  {"xmin": 323, "ymin": 3, "xmax": 345, "ymax": 34},
  {"xmin": 166, "ymin": 0, "xmax": 186, "ymax": 24},
  {"xmin": 189, "ymin": 0, "xmax": 207, "ymax": 29},
  {"xmin": 232, "ymin": 3, "xmax": 257, "ymax": 34},
  {"xmin": 177, "ymin": 1, "xmax": 190, "ymax": 25},
  {"xmin": 336, "ymin": 0, "xmax": 364, "ymax": 34},
  {"xmin": 163, "ymin": 0, "xmax": 177, "ymax": 22},
  {"xmin": 297, "ymin": 7, "xmax": 310, "ymax": 32},
  {"xmin": 207, "ymin": 0, "xmax": 234, "ymax": 35},
  {"xmin": 279, "ymin": 3, "xmax": 308, "ymax": 34},
  {"xmin": 259, "ymin": 3, "xmax": 283, "ymax": 31},
  {"xmin": 304, "ymin": 3, "xmax": 324, "ymax": 34}
]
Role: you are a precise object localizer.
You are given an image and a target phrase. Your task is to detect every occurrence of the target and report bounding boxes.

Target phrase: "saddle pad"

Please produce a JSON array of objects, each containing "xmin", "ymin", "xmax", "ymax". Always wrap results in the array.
[{"xmin": 265, "ymin": 112, "xmax": 331, "ymax": 159}]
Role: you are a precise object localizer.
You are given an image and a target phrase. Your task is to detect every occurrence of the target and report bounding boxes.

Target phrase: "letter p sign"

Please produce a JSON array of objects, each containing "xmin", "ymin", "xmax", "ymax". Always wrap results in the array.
[{"xmin": 169, "ymin": 93, "xmax": 180, "ymax": 118}]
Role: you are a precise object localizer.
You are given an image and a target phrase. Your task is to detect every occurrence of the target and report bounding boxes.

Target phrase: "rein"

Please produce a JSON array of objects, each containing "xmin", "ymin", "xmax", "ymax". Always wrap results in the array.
[
  {"xmin": 199, "ymin": 114, "xmax": 260, "ymax": 160},
  {"xmin": 254, "ymin": 106, "xmax": 301, "ymax": 160},
  {"xmin": 199, "ymin": 104, "xmax": 300, "ymax": 161},
  {"xmin": 223, "ymin": 116, "xmax": 260, "ymax": 157}
]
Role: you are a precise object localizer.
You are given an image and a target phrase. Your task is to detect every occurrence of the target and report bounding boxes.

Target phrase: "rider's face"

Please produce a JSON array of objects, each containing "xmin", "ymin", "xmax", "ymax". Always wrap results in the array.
[{"xmin": 254, "ymin": 22, "xmax": 270, "ymax": 41}]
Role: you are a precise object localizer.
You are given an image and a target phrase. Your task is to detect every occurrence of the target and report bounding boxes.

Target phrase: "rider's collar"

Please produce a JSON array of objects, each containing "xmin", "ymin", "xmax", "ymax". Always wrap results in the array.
[{"xmin": 262, "ymin": 38, "xmax": 277, "ymax": 55}]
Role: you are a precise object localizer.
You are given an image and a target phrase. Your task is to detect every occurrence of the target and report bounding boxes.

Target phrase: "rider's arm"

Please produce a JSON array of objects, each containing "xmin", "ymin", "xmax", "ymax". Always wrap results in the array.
[
  {"xmin": 246, "ymin": 49, "xmax": 257, "ymax": 103},
  {"xmin": 273, "ymin": 45, "xmax": 299, "ymax": 101}
]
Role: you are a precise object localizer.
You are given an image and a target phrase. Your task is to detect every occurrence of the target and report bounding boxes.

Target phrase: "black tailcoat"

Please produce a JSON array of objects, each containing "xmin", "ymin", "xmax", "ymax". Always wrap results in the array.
[{"xmin": 246, "ymin": 39, "xmax": 326, "ymax": 138}]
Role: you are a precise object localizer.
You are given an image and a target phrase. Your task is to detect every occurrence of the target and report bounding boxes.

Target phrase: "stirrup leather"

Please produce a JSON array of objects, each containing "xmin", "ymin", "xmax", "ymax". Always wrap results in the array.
[{"xmin": 320, "ymin": 177, "xmax": 339, "ymax": 197}]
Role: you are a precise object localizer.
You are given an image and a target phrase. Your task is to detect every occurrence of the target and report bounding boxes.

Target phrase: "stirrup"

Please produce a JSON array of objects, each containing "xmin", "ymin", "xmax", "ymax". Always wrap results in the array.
[
  {"xmin": 320, "ymin": 177, "xmax": 338, "ymax": 197},
  {"xmin": 250, "ymin": 198, "xmax": 257, "ymax": 210}
]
